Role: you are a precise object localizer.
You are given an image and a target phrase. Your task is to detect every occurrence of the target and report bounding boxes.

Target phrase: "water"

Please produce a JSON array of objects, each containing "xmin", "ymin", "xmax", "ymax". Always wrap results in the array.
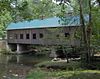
[{"xmin": 0, "ymin": 53, "xmax": 49, "ymax": 79}]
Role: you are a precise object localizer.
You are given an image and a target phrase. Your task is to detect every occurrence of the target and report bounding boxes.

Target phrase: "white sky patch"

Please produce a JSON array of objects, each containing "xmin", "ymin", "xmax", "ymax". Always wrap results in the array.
[
  {"xmin": 52, "ymin": 0, "xmax": 73, "ymax": 12},
  {"xmin": 52, "ymin": 0, "xmax": 61, "ymax": 4},
  {"xmin": 52, "ymin": 0, "xmax": 70, "ymax": 5},
  {"xmin": 10, "ymin": 3, "xmax": 16, "ymax": 8},
  {"xmin": 91, "ymin": 0, "xmax": 99, "ymax": 6}
]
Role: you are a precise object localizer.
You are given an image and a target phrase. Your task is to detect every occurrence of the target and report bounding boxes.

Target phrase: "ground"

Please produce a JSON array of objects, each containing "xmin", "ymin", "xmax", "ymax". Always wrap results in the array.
[
  {"xmin": 27, "ymin": 61, "xmax": 100, "ymax": 79},
  {"xmin": 27, "ymin": 68, "xmax": 100, "ymax": 79}
]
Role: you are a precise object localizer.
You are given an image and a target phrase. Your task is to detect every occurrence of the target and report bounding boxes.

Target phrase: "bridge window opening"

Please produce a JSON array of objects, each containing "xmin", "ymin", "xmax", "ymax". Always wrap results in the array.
[
  {"xmin": 26, "ymin": 34, "xmax": 30, "ymax": 39},
  {"xmin": 65, "ymin": 33, "xmax": 70, "ymax": 37},
  {"xmin": 33, "ymin": 33, "xmax": 36, "ymax": 39},
  {"xmin": 20, "ymin": 34, "xmax": 23, "ymax": 39},
  {"xmin": 14, "ymin": 34, "xmax": 18, "ymax": 39},
  {"xmin": 39, "ymin": 33, "xmax": 43, "ymax": 38}
]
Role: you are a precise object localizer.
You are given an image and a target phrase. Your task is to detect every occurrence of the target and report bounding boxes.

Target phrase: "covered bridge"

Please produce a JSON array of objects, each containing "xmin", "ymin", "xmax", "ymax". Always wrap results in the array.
[{"xmin": 6, "ymin": 16, "xmax": 88, "ymax": 53}]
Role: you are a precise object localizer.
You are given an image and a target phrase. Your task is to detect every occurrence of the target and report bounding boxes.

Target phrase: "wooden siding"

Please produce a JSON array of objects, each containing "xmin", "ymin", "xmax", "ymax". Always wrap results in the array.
[{"xmin": 7, "ymin": 26, "xmax": 80, "ymax": 46}]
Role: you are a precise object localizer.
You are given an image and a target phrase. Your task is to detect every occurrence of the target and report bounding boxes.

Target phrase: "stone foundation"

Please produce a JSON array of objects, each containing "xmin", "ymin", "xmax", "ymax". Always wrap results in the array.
[{"xmin": 0, "ymin": 40, "xmax": 6, "ymax": 49}]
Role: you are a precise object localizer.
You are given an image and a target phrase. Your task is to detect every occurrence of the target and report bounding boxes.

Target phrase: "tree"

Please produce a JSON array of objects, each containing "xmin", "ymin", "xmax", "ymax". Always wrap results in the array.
[
  {"xmin": 57, "ymin": 0, "xmax": 100, "ymax": 66},
  {"xmin": 0, "ymin": 10, "xmax": 12, "ymax": 39},
  {"xmin": 0, "ymin": 0, "xmax": 55, "ymax": 38}
]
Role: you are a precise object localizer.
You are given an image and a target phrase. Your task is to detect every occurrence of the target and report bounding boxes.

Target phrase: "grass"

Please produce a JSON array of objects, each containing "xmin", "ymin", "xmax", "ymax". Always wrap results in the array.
[
  {"xmin": 27, "ymin": 58, "xmax": 100, "ymax": 79},
  {"xmin": 35, "ymin": 61, "xmax": 81, "ymax": 70},
  {"xmin": 52, "ymin": 70, "xmax": 100, "ymax": 79},
  {"xmin": 27, "ymin": 68, "xmax": 100, "ymax": 79},
  {"xmin": 26, "ymin": 68, "xmax": 49, "ymax": 79}
]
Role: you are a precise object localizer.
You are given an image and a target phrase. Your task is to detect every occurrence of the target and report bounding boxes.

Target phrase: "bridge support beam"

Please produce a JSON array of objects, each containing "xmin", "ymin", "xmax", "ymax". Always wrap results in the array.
[
  {"xmin": 16, "ymin": 44, "xmax": 22, "ymax": 54},
  {"xmin": 6, "ymin": 43, "xmax": 30, "ymax": 54},
  {"xmin": 49, "ymin": 48, "xmax": 57, "ymax": 58}
]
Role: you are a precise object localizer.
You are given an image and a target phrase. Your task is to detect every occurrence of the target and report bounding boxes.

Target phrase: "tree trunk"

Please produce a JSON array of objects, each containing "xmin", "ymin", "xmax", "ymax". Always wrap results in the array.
[
  {"xmin": 79, "ymin": 0, "xmax": 89, "ymax": 64},
  {"xmin": 62, "ymin": 46, "xmax": 69, "ymax": 63},
  {"xmin": 87, "ymin": 0, "xmax": 92, "ymax": 63}
]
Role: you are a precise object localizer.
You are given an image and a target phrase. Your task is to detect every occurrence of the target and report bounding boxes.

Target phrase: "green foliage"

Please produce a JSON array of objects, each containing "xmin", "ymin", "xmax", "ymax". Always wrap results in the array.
[
  {"xmin": 0, "ymin": 9, "xmax": 12, "ymax": 38},
  {"xmin": 30, "ymin": 0, "xmax": 55, "ymax": 19},
  {"xmin": 85, "ymin": 4, "xmax": 100, "ymax": 56}
]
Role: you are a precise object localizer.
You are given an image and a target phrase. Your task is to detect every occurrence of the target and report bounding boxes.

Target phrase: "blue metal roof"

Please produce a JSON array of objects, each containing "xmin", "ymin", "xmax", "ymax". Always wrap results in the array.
[{"xmin": 7, "ymin": 15, "xmax": 89, "ymax": 30}]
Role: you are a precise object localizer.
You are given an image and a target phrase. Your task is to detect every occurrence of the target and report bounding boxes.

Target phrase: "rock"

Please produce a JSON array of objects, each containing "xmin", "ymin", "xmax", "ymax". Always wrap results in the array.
[
  {"xmin": 12, "ymin": 74, "xmax": 18, "ymax": 77},
  {"xmin": 51, "ymin": 58, "xmax": 61, "ymax": 61},
  {"xmin": 21, "ymin": 64, "xmax": 23, "ymax": 66},
  {"xmin": 3, "ymin": 75, "xmax": 6, "ymax": 78},
  {"xmin": 9, "ymin": 70, "xmax": 12, "ymax": 72}
]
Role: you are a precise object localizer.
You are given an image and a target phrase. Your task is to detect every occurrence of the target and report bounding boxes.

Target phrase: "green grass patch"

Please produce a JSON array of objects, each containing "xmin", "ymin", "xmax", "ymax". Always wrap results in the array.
[
  {"xmin": 27, "ymin": 69, "xmax": 100, "ymax": 79},
  {"xmin": 51, "ymin": 70, "xmax": 100, "ymax": 79},
  {"xmin": 26, "ymin": 68, "xmax": 50, "ymax": 79},
  {"xmin": 35, "ymin": 61, "xmax": 81, "ymax": 70},
  {"xmin": 27, "ymin": 60, "xmax": 100, "ymax": 79}
]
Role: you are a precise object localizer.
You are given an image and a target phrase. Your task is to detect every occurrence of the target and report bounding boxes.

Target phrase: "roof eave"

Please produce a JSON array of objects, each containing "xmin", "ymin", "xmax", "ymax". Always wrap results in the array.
[{"xmin": 6, "ymin": 25, "xmax": 80, "ymax": 31}]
